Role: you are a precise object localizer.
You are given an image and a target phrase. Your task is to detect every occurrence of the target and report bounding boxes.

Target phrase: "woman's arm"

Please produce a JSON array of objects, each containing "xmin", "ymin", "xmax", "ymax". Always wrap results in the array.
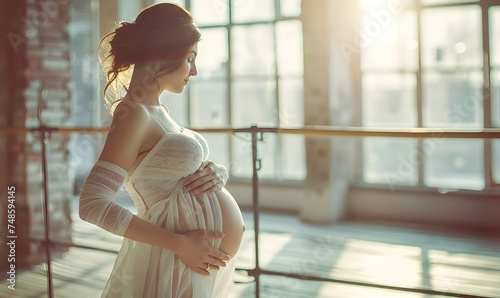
[
  {"xmin": 79, "ymin": 101, "xmax": 147, "ymax": 237},
  {"xmin": 79, "ymin": 159, "xmax": 185, "ymax": 252}
]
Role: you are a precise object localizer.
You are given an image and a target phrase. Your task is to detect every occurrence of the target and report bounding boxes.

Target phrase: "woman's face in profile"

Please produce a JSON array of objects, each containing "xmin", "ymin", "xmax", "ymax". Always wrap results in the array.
[{"xmin": 157, "ymin": 43, "xmax": 198, "ymax": 94}]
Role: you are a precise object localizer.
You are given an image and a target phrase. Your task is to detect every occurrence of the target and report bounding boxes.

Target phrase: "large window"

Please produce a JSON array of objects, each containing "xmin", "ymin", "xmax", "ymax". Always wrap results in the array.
[
  {"xmin": 153, "ymin": 0, "xmax": 306, "ymax": 181},
  {"xmin": 360, "ymin": 0, "xmax": 498, "ymax": 191}
]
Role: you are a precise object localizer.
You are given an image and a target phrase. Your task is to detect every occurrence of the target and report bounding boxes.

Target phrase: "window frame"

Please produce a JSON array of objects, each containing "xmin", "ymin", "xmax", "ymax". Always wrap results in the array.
[
  {"xmin": 356, "ymin": 0, "xmax": 500, "ymax": 192},
  {"xmin": 184, "ymin": 0, "xmax": 306, "ymax": 182}
]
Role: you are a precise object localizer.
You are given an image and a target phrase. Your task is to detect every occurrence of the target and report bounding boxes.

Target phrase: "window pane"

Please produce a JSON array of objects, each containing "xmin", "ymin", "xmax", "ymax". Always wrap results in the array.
[
  {"xmin": 363, "ymin": 138, "xmax": 418, "ymax": 187},
  {"xmin": 360, "ymin": 10, "xmax": 418, "ymax": 71},
  {"xmin": 69, "ymin": 0, "xmax": 99, "ymax": 190},
  {"xmin": 231, "ymin": 133, "xmax": 252, "ymax": 177},
  {"xmin": 279, "ymin": 78, "xmax": 304, "ymax": 126},
  {"xmin": 231, "ymin": 0, "xmax": 275, "ymax": 23},
  {"xmin": 191, "ymin": 0, "xmax": 229, "ymax": 26},
  {"xmin": 362, "ymin": 73, "xmax": 417, "ymax": 127},
  {"xmin": 421, "ymin": 6, "xmax": 482, "ymax": 69},
  {"xmin": 198, "ymin": 28, "xmax": 228, "ymax": 79},
  {"xmin": 281, "ymin": 0, "xmax": 301, "ymax": 17},
  {"xmin": 231, "ymin": 133, "xmax": 277, "ymax": 179},
  {"xmin": 160, "ymin": 91, "xmax": 188, "ymax": 126},
  {"xmin": 276, "ymin": 20, "xmax": 304, "ymax": 77},
  {"xmin": 118, "ymin": 0, "xmax": 141, "ymax": 22},
  {"xmin": 423, "ymin": 139, "xmax": 484, "ymax": 190},
  {"xmin": 491, "ymin": 7, "xmax": 500, "ymax": 67},
  {"xmin": 278, "ymin": 77, "xmax": 305, "ymax": 180},
  {"xmin": 422, "ymin": 71, "xmax": 483, "ymax": 128},
  {"xmin": 493, "ymin": 140, "xmax": 500, "ymax": 184},
  {"xmin": 279, "ymin": 135, "xmax": 306, "ymax": 180},
  {"xmin": 360, "ymin": 0, "xmax": 415, "ymax": 11},
  {"xmin": 190, "ymin": 80, "xmax": 227, "ymax": 127},
  {"xmin": 492, "ymin": 70, "xmax": 500, "ymax": 128},
  {"xmin": 258, "ymin": 133, "xmax": 278, "ymax": 179},
  {"xmin": 155, "ymin": 0, "xmax": 185, "ymax": 7},
  {"xmin": 232, "ymin": 79, "xmax": 277, "ymax": 126},
  {"xmin": 231, "ymin": 24, "xmax": 275, "ymax": 77},
  {"xmin": 420, "ymin": 0, "xmax": 478, "ymax": 5},
  {"xmin": 202, "ymin": 133, "xmax": 229, "ymax": 169},
  {"xmin": 69, "ymin": 0, "xmax": 98, "ymax": 128}
]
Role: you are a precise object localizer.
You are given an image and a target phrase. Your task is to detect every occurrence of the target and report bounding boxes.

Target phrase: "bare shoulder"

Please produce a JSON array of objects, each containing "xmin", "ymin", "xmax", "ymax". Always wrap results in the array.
[{"xmin": 98, "ymin": 100, "xmax": 150, "ymax": 172}]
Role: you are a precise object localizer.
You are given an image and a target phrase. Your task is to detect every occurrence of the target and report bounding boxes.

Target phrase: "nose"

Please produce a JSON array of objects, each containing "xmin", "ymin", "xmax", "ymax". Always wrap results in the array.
[{"xmin": 190, "ymin": 62, "xmax": 197, "ymax": 77}]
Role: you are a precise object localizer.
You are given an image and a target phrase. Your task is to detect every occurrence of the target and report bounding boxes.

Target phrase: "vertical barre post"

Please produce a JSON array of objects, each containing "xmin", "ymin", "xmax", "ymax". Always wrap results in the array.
[
  {"xmin": 251, "ymin": 125, "xmax": 260, "ymax": 298},
  {"xmin": 40, "ymin": 128, "xmax": 54, "ymax": 298}
]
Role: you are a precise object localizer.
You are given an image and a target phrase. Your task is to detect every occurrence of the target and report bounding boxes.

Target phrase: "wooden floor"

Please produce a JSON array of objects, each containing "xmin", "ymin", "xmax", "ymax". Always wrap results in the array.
[{"xmin": 2, "ymin": 205, "xmax": 500, "ymax": 298}]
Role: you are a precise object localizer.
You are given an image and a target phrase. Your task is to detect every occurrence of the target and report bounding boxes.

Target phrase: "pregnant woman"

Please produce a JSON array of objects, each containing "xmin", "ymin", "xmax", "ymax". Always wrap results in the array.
[{"xmin": 78, "ymin": 3, "xmax": 245, "ymax": 297}]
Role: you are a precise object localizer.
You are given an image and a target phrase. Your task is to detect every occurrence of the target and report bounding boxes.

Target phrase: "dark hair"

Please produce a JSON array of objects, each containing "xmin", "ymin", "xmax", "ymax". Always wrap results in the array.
[{"xmin": 98, "ymin": 3, "xmax": 201, "ymax": 114}]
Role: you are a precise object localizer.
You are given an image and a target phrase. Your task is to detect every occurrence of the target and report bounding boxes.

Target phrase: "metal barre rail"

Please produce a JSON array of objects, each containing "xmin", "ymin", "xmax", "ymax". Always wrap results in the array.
[{"xmin": 1, "ymin": 125, "xmax": 500, "ymax": 138}]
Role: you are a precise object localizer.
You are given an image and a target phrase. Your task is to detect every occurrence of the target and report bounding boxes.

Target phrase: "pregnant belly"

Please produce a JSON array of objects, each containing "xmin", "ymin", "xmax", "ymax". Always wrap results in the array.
[{"xmin": 214, "ymin": 188, "xmax": 245, "ymax": 259}]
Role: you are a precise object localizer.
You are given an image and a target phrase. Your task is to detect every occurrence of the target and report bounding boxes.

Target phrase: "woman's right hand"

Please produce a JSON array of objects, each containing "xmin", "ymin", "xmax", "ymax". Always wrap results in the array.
[{"xmin": 176, "ymin": 230, "xmax": 231, "ymax": 276}]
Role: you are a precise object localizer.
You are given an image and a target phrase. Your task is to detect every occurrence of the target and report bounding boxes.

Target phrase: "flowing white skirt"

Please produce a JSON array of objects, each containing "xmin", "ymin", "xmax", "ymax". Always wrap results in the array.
[{"xmin": 100, "ymin": 189, "xmax": 238, "ymax": 298}]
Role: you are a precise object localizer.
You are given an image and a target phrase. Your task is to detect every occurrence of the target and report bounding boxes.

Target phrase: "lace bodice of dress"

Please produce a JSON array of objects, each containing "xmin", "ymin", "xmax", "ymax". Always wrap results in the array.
[{"xmin": 124, "ymin": 128, "xmax": 210, "ymax": 216}]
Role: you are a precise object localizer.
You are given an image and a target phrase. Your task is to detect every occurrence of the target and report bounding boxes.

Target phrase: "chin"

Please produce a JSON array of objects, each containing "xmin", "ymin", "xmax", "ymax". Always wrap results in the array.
[{"xmin": 165, "ymin": 87, "xmax": 184, "ymax": 94}]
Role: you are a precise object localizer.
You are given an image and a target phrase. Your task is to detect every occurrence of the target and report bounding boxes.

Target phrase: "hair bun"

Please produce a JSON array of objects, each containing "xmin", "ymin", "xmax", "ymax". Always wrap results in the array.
[{"xmin": 109, "ymin": 21, "xmax": 140, "ymax": 69}]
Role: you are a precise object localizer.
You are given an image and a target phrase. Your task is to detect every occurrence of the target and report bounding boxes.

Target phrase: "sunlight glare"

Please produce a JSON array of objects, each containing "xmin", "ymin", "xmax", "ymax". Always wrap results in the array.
[
  {"xmin": 360, "ymin": 0, "xmax": 388, "ymax": 11},
  {"xmin": 334, "ymin": 239, "xmax": 423, "ymax": 287},
  {"xmin": 454, "ymin": 42, "xmax": 467, "ymax": 54}
]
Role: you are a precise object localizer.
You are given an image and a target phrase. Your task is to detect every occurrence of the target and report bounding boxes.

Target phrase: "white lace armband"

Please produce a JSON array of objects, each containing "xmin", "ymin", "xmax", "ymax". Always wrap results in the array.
[{"xmin": 79, "ymin": 160, "xmax": 134, "ymax": 236}]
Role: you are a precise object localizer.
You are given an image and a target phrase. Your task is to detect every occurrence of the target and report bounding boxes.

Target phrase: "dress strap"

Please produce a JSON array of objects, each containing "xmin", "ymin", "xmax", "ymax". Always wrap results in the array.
[
  {"xmin": 148, "ymin": 111, "xmax": 167, "ymax": 134},
  {"xmin": 148, "ymin": 107, "xmax": 184, "ymax": 134}
]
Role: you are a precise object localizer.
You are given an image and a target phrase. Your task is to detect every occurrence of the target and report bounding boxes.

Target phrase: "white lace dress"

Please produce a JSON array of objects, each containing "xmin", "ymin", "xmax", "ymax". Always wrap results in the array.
[{"xmin": 99, "ymin": 128, "xmax": 239, "ymax": 297}]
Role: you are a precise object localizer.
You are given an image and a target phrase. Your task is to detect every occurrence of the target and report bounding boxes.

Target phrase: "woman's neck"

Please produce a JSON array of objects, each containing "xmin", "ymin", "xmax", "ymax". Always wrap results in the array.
[{"xmin": 126, "ymin": 63, "xmax": 162, "ymax": 106}]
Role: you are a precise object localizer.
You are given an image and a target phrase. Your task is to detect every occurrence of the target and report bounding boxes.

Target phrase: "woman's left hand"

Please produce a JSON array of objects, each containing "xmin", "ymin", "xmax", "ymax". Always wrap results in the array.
[{"xmin": 184, "ymin": 160, "xmax": 227, "ymax": 196}]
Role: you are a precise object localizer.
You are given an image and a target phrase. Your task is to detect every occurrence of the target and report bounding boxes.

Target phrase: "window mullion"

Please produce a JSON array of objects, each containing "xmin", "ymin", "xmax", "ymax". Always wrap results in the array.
[
  {"xmin": 228, "ymin": 2, "xmax": 234, "ymax": 177},
  {"xmin": 482, "ymin": 3, "xmax": 493, "ymax": 188},
  {"xmin": 417, "ymin": 4, "xmax": 425, "ymax": 187},
  {"xmin": 275, "ymin": 0, "xmax": 281, "ymax": 19},
  {"xmin": 482, "ymin": 1, "xmax": 492, "ymax": 129},
  {"xmin": 273, "ymin": 2, "xmax": 281, "ymax": 178}
]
